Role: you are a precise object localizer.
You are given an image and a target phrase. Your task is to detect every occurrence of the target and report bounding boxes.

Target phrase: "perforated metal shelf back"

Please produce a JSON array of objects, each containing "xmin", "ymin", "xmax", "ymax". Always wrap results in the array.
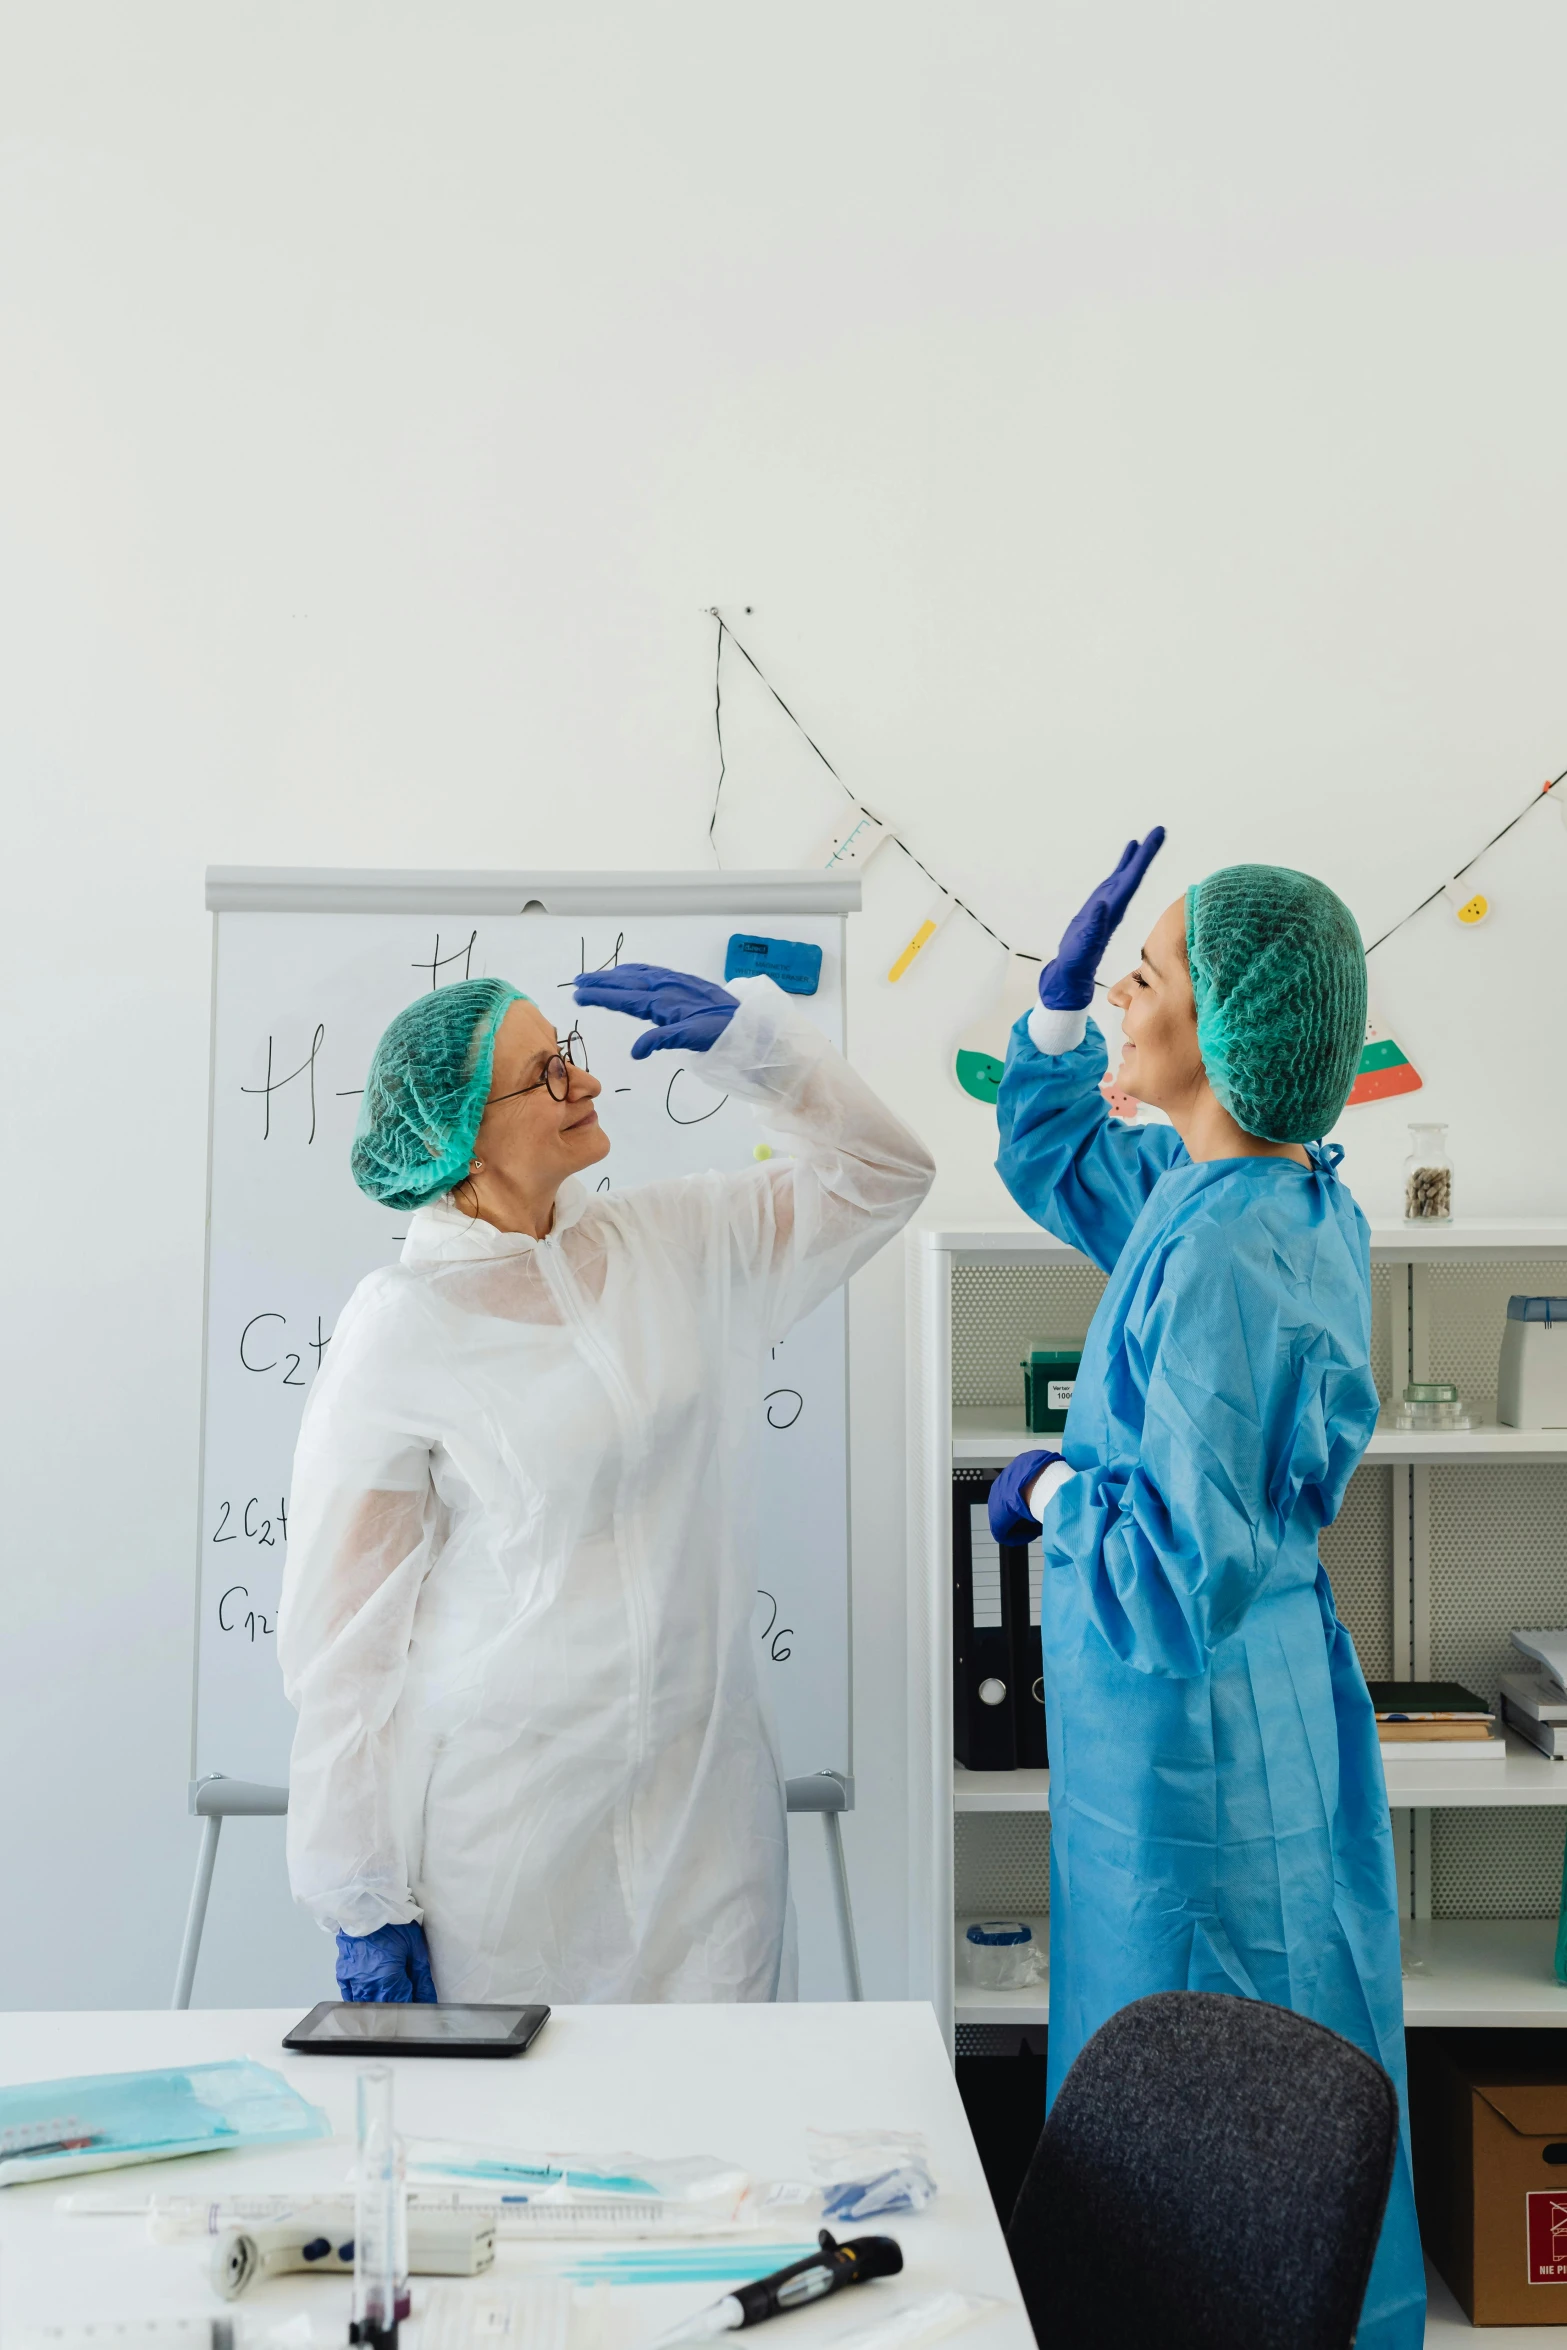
[
  {"xmin": 953, "ymin": 1802, "xmax": 1567, "ymax": 1922},
  {"xmin": 953, "ymin": 1265, "xmax": 1108, "ymax": 1407},
  {"xmin": 1422, "ymin": 1258, "xmax": 1567, "ymax": 1424},
  {"xmin": 955, "ymin": 1260, "xmax": 1396, "ymax": 1405},
  {"xmin": 1431, "ymin": 1811, "xmax": 1566, "ymax": 1919},
  {"xmin": 1426, "ymin": 1452, "xmax": 1567, "ymax": 1918},
  {"xmin": 1429, "ymin": 1464, "xmax": 1567, "ymax": 1699},
  {"xmin": 956, "ymin": 1810, "xmax": 1052, "ymax": 1916},
  {"xmin": 1320, "ymin": 1465, "xmax": 1394, "ymax": 1680},
  {"xmin": 956, "ymin": 2025, "xmax": 1049, "ymax": 2057},
  {"xmin": 1368, "ymin": 1263, "xmax": 1394, "ymax": 1402}
]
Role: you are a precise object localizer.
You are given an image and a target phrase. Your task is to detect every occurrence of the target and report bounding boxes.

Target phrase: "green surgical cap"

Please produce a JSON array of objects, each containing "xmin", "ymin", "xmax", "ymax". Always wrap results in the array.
[
  {"xmin": 351, "ymin": 977, "xmax": 527, "ymax": 1210},
  {"xmin": 1185, "ymin": 865, "xmax": 1366, "ymax": 1144}
]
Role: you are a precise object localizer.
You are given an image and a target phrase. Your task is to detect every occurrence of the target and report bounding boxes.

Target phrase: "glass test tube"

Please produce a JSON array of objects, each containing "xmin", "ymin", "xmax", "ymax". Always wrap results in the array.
[{"xmin": 350, "ymin": 2065, "xmax": 409, "ymax": 2348}]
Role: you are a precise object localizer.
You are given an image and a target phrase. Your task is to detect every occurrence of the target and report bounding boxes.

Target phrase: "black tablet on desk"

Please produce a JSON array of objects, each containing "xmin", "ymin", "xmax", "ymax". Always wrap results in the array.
[{"xmin": 283, "ymin": 2002, "xmax": 550, "ymax": 2058}]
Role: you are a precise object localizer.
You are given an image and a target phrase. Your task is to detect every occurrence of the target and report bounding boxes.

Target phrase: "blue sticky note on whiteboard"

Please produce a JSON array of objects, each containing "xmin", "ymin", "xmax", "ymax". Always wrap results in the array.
[{"xmin": 725, "ymin": 933, "xmax": 822, "ymax": 995}]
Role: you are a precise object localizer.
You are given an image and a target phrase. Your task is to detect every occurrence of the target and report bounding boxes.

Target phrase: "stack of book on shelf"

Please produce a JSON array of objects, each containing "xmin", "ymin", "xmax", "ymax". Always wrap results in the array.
[
  {"xmin": 1501, "ymin": 1630, "xmax": 1567, "ymax": 1761},
  {"xmin": 1368, "ymin": 1682, "xmax": 1503, "ymax": 1762}
]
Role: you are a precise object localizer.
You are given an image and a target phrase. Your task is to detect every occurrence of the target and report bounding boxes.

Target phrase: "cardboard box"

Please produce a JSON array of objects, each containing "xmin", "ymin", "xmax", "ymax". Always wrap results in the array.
[{"xmin": 1412, "ymin": 2038, "xmax": 1567, "ymax": 2323}]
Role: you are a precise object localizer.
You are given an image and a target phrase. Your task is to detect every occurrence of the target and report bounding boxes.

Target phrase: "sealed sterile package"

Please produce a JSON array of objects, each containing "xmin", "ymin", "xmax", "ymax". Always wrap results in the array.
[
  {"xmin": 60, "ymin": 2183, "xmax": 781, "ymax": 2244},
  {"xmin": 0, "ymin": 2061, "xmax": 329, "ymax": 2186},
  {"xmin": 18, "ymin": 2321, "xmax": 315, "ymax": 2349},
  {"xmin": 419, "ymin": 2278, "xmax": 594, "ymax": 2350},
  {"xmin": 480, "ymin": 2197, "xmax": 769, "ymax": 2241},
  {"xmin": 805, "ymin": 2130, "xmax": 937, "ymax": 2222},
  {"xmin": 405, "ymin": 2142, "xmax": 750, "ymax": 2210},
  {"xmin": 818, "ymin": 2293, "xmax": 1009, "ymax": 2350}
]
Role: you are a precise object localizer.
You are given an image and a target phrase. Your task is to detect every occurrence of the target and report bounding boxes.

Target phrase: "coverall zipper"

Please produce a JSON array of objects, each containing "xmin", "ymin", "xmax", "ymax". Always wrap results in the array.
[{"xmin": 535, "ymin": 1227, "xmax": 656, "ymax": 1933}]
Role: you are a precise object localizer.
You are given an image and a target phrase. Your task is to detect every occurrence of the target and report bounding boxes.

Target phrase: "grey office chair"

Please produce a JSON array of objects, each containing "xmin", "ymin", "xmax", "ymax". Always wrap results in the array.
[{"xmin": 1006, "ymin": 1990, "xmax": 1398, "ymax": 2350}]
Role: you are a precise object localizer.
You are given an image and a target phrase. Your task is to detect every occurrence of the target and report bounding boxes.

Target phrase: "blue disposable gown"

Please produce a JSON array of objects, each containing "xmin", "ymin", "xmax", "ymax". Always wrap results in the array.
[{"xmin": 997, "ymin": 1016, "xmax": 1424, "ymax": 2350}]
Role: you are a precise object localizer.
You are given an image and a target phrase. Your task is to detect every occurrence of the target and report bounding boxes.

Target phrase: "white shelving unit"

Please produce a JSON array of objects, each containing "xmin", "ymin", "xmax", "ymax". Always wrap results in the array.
[
  {"xmin": 955, "ymin": 1402, "xmax": 1567, "ymax": 1468},
  {"xmin": 907, "ymin": 1217, "xmax": 1567, "ymax": 2049},
  {"xmin": 955, "ymin": 1767, "xmax": 1052, "ymax": 1813},
  {"xmin": 957, "ymin": 1747, "xmax": 1567, "ymax": 1810},
  {"xmin": 950, "ymin": 1917, "xmax": 1567, "ymax": 2032},
  {"xmin": 923, "ymin": 1217, "xmax": 1567, "ymax": 1260}
]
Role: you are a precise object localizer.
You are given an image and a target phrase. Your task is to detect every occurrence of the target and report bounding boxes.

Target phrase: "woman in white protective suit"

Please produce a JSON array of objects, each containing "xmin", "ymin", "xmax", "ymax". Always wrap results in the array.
[{"xmin": 277, "ymin": 959, "xmax": 933, "ymax": 2006}]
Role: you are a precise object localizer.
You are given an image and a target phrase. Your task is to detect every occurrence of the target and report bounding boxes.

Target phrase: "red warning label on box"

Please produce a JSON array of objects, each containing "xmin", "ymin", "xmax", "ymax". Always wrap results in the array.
[{"xmin": 1526, "ymin": 2193, "xmax": 1567, "ymax": 2283}]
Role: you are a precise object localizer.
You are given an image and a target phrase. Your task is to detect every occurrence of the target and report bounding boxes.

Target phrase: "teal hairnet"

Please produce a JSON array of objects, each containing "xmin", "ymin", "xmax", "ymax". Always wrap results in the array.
[
  {"xmin": 1184, "ymin": 865, "xmax": 1366, "ymax": 1144},
  {"xmin": 351, "ymin": 978, "xmax": 527, "ymax": 1210}
]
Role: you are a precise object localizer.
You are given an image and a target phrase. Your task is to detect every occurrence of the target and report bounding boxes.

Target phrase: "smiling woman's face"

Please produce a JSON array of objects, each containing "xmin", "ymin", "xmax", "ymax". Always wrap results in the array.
[
  {"xmin": 1102, "ymin": 895, "xmax": 1207, "ymax": 1111},
  {"xmin": 466, "ymin": 999, "xmax": 610, "ymax": 1191}
]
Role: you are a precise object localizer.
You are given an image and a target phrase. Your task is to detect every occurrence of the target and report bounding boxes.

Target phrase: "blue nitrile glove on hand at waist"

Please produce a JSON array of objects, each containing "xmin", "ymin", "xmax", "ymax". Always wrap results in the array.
[
  {"xmin": 573, "ymin": 963, "xmax": 738, "ymax": 1058},
  {"xmin": 336, "ymin": 1920, "xmax": 438, "ymax": 2003},
  {"xmin": 989, "ymin": 1449, "xmax": 1067, "ymax": 1544}
]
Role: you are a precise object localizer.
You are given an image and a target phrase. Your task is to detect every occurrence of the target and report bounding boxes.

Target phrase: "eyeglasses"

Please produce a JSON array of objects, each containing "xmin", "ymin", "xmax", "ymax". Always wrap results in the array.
[{"xmin": 489, "ymin": 1028, "xmax": 590, "ymax": 1108}]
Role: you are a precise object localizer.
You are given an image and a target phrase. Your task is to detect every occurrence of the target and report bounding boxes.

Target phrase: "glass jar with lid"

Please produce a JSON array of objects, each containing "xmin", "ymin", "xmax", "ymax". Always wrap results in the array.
[{"xmin": 1404, "ymin": 1124, "xmax": 1453, "ymax": 1223}]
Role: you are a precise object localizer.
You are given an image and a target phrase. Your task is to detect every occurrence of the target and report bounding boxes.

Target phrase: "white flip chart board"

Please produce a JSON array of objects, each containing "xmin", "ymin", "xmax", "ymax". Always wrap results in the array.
[{"xmin": 196, "ymin": 868, "xmax": 859, "ymax": 1795}]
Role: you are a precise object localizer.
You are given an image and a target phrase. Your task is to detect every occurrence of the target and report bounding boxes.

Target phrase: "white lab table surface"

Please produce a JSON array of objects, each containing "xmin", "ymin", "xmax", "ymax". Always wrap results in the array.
[{"xmin": 0, "ymin": 2003, "xmax": 1029, "ymax": 2350}]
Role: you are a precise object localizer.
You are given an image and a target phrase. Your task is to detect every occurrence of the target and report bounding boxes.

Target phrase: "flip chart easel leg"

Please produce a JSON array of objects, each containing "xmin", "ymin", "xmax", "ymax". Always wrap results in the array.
[
  {"xmin": 823, "ymin": 1810, "xmax": 863, "ymax": 2001},
  {"xmin": 172, "ymin": 1814, "xmax": 223, "ymax": 2009}
]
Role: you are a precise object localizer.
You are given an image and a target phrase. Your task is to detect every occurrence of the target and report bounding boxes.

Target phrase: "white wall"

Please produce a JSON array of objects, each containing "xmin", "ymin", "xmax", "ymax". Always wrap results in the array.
[{"xmin": 3, "ymin": 1, "xmax": 1567, "ymax": 2009}]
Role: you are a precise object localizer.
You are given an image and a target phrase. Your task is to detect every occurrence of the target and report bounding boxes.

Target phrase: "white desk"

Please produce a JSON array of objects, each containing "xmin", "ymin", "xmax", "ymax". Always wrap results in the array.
[{"xmin": 0, "ymin": 2004, "xmax": 1029, "ymax": 2349}]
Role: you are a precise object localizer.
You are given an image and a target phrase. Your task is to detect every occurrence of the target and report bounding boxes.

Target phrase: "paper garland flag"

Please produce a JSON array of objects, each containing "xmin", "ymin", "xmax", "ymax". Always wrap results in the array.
[
  {"xmin": 1346, "ymin": 1014, "xmax": 1422, "ymax": 1107},
  {"xmin": 954, "ymin": 964, "xmax": 1145, "ymax": 1117},
  {"xmin": 886, "ymin": 892, "xmax": 953, "ymax": 984},
  {"xmin": 822, "ymin": 812, "xmax": 891, "ymax": 872},
  {"xmin": 1444, "ymin": 876, "xmax": 1490, "ymax": 926},
  {"xmin": 954, "ymin": 955, "xmax": 1041, "ymax": 1102}
]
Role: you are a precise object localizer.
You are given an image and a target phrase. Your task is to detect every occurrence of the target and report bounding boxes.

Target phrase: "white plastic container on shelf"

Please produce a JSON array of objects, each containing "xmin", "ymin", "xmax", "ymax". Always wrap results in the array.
[
  {"xmin": 1497, "ymin": 1297, "xmax": 1567, "ymax": 1429},
  {"xmin": 962, "ymin": 1921, "xmax": 1047, "ymax": 1991}
]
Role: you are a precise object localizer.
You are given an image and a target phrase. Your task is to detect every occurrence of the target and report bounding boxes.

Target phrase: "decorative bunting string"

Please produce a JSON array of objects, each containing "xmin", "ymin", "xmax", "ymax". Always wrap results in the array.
[
  {"xmin": 1362, "ymin": 767, "xmax": 1567, "ymax": 955},
  {"xmin": 705, "ymin": 616, "xmax": 727, "ymax": 863},
  {"xmin": 704, "ymin": 606, "xmax": 1566, "ymax": 971},
  {"xmin": 705, "ymin": 610, "xmax": 1036, "ymax": 962}
]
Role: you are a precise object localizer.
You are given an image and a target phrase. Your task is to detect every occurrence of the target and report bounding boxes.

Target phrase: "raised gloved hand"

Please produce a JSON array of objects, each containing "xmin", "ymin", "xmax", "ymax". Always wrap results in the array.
[
  {"xmin": 573, "ymin": 963, "xmax": 739, "ymax": 1060},
  {"xmin": 1039, "ymin": 829, "xmax": 1166, "ymax": 1010},
  {"xmin": 988, "ymin": 1449, "xmax": 1063, "ymax": 1545},
  {"xmin": 335, "ymin": 1920, "xmax": 438, "ymax": 2004}
]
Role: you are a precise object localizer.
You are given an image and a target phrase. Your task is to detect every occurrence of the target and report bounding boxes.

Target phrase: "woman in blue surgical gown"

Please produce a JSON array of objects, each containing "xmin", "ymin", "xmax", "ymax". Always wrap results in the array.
[{"xmin": 989, "ymin": 841, "xmax": 1424, "ymax": 2350}]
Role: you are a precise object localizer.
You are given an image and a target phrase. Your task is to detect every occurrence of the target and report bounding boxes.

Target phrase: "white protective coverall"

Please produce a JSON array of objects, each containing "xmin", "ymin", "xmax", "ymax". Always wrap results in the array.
[{"xmin": 277, "ymin": 977, "xmax": 934, "ymax": 2003}]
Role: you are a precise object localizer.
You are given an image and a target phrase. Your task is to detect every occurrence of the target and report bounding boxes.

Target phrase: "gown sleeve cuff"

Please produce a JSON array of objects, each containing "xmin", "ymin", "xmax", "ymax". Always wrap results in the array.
[
  {"xmin": 692, "ymin": 975, "xmax": 817, "ymax": 1093},
  {"xmin": 1028, "ymin": 1457, "xmax": 1077, "ymax": 1519},
  {"xmin": 1027, "ymin": 1002, "xmax": 1090, "ymax": 1056}
]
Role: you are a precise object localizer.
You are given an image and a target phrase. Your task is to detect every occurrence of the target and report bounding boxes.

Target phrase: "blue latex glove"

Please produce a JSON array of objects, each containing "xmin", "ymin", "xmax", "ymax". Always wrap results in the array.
[
  {"xmin": 335, "ymin": 1921, "xmax": 438, "ymax": 2004},
  {"xmin": 1039, "ymin": 828, "xmax": 1167, "ymax": 1009},
  {"xmin": 988, "ymin": 1449, "xmax": 1062, "ymax": 1544},
  {"xmin": 573, "ymin": 962, "xmax": 739, "ymax": 1060}
]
